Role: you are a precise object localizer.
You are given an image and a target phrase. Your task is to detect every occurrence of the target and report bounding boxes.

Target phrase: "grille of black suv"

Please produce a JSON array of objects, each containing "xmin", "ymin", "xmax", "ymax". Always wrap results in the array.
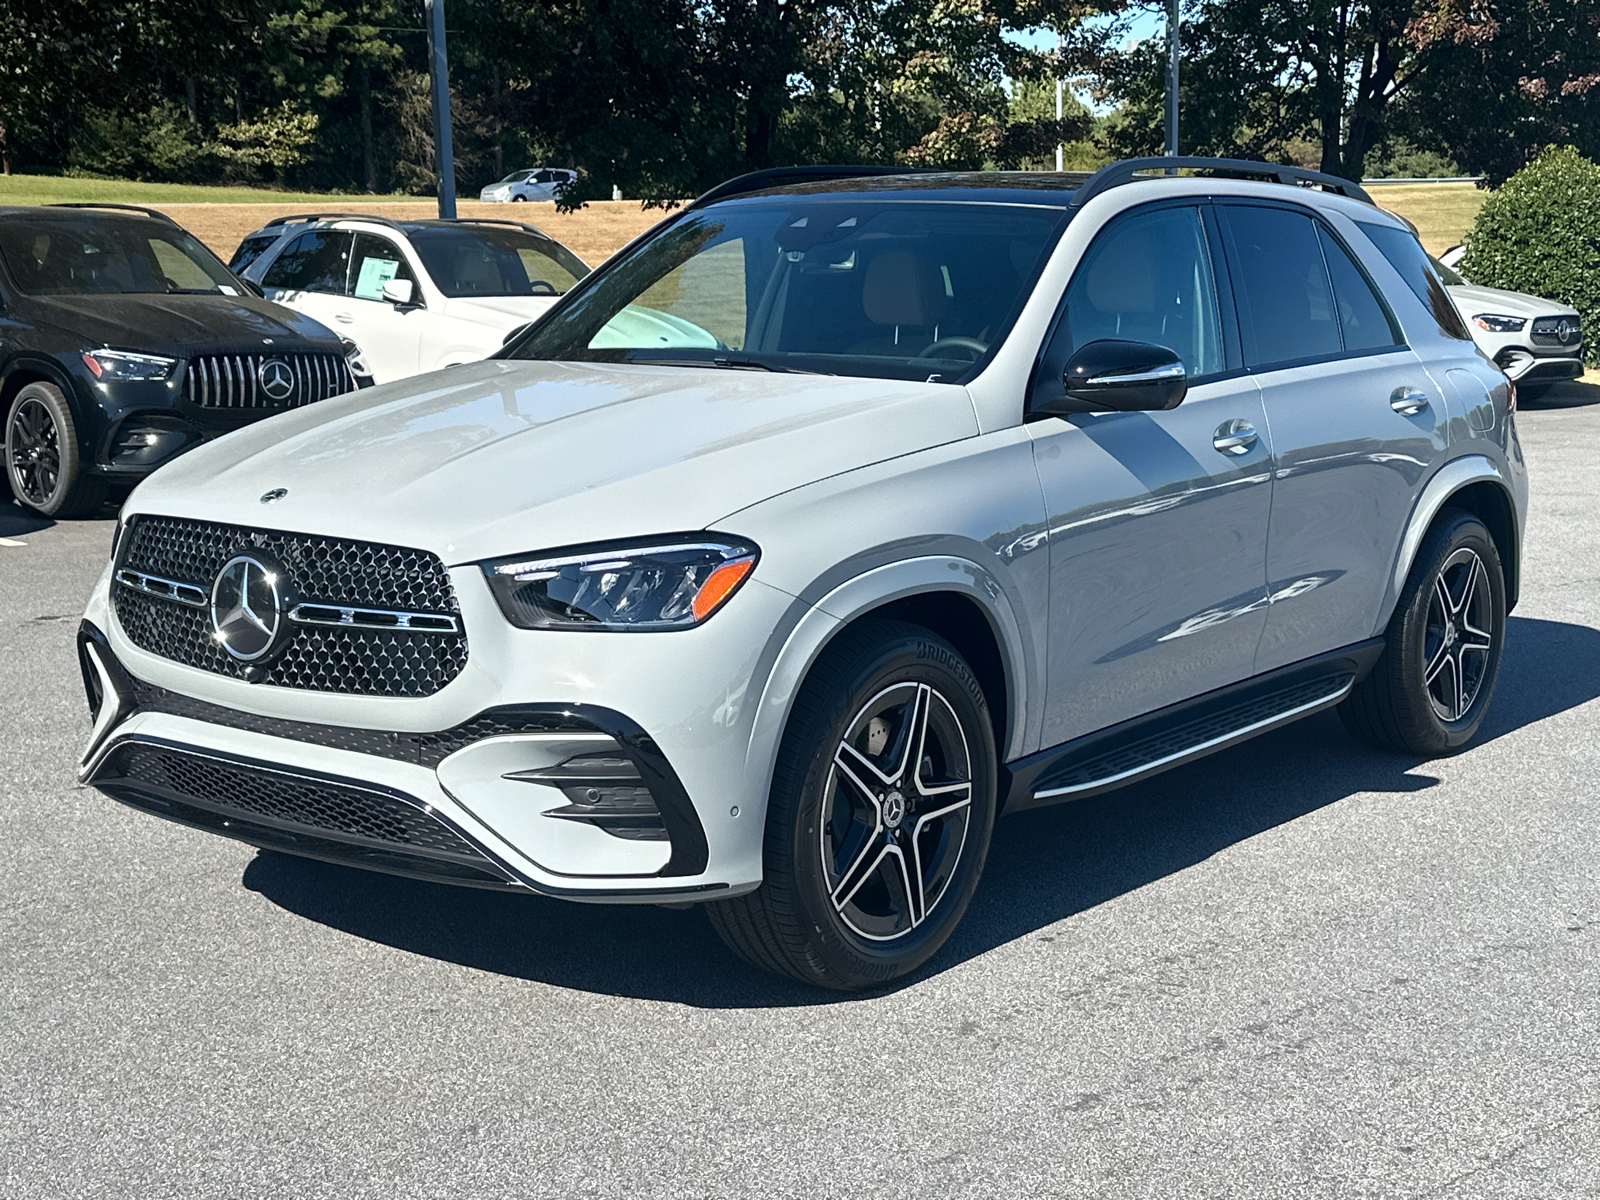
[
  {"xmin": 112, "ymin": 515, "xmax": 468, "ymax": 697},
  {"xmin": 183, "ymin": 353, "xmax": 354, "ymax": 409},
  {"xmin": 1530, "ymin": 316, "xmax": 1582, "ymax": 348},
  {"xmin": 99, "ymin": 741, "xmax": 514, "ymax": 887}
]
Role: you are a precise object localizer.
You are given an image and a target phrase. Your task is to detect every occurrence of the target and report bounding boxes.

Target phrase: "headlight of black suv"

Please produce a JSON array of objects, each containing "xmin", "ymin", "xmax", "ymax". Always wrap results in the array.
[
  {"xmin": 81, "ymin": 348, "xmax": 178, "ymax": 381},
  {"xmin": 482, "ymin": 537, "xmax": 759, "ymax": 631}
]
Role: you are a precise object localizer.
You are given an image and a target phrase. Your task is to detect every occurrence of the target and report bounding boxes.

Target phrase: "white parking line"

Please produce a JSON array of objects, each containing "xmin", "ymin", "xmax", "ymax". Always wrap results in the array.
[{"xmin": 0, "ymin": 537, "xmax": 27, "ymax": 547}]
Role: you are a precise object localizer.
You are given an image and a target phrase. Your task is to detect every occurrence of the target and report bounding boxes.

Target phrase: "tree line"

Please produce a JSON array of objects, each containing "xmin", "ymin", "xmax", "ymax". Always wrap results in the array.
[{"xmin": 1, "ymin": 0, "xmax": 1594, "ymax": 202}]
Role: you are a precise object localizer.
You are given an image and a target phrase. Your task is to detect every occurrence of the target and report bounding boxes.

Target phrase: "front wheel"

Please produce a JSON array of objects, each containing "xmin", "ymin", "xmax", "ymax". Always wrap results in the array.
[
  {"xmin": 707, "ymin": 619, "xmax": 997, "ymax": 989},
  {"xmin": 5, "ymin": 381, "xmax": 105, "ymax": 518},
  {"xmin": 1340, "ymin": 509, "xmax": 1506, "ymax": 754}
]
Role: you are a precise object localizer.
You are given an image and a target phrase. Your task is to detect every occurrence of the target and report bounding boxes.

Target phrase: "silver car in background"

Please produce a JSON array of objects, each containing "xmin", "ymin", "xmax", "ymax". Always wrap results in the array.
[
  {"xmin": 77, "ymin": 159, "xmax": 1527, "ymax": 991},
  {"xmin": 479, "ymin": 168, "xmax": 579, "ymax": 203}
]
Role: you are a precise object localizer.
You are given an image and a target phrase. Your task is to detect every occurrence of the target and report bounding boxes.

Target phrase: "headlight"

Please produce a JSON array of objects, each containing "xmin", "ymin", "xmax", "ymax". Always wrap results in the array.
[
  {"xmin": 1472, "ymin": 314, "xmax": 1526, "ymax": 333},
  {"xmin": 482, "ymin": 537, "xmax": 759, "ymax": 631},
  {"xmin": 339, "ymin": 337, "xmax": 374, "ymax": 384},
  {"xmin": 81, "ymin": 348, "xmax": 177, "ymax": 381}
]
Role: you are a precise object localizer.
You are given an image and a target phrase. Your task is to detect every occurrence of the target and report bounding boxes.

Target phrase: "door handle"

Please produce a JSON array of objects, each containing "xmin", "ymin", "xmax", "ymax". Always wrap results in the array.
[
  {"xmin": 1390, "ymin": 386, "xmax": 1429, "ymax": 415},
  {"xmin": 1213, "ymin": 419, "xmax": 1258, "ymax": 456},
  {"xmin": 334, "ymin": 313, "xmax": 355, "ymax": 324}
]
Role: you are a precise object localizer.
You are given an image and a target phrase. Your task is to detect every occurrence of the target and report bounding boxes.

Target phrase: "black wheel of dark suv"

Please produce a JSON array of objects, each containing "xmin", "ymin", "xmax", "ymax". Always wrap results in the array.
[
  {"xmin": 707, "ymin": 619, "xmax": 997, "ymax": 990},
  {"xmin": 1340, "ymin": 509, "xmax": 1506, "ymax": 755},
  {"xmin": 5, "ymin": 382, "xmax": 105, "ymax": 518}
]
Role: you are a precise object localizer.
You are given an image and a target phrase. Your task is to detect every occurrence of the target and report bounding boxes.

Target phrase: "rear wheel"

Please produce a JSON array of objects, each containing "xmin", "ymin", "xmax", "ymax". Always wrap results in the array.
[
  {"xmin": 707, "ymin": 619, "xmax": 997, "ymax": 989},
  {"xmin": 5, "ymin": 382, "xmax": 106, "ymax": 518},
  {"xmin": 1340, "ymin": 509, "xmax": 1505, "ymax": 754}
]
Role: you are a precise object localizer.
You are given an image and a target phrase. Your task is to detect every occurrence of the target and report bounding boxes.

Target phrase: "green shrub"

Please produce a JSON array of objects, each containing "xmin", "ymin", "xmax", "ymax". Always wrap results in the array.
[{"xmin": 1459, "ymin": 145, "xmax": 1600, "ymax": 367}]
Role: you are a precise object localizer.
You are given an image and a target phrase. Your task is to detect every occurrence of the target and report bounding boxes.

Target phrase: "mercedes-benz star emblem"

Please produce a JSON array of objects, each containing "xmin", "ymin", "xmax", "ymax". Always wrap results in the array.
[
  {"xmin": 257, "ymin": 358, "xmax": 296, "ymax": 402},
  {"xmin": 1558, "ymin": 318, "xmax": 1579, "ymax": 346},
  {"xmin": 260, "ymin": 488, "xmax": 288, "ymax": 504},
  {"xmin": 210, "ymin": 555, "xmax": 285, "ymax": 662}
]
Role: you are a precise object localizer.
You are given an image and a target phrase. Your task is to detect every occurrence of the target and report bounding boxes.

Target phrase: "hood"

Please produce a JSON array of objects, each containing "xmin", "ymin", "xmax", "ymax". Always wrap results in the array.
[
  {"xmin": 30, "ymin": 292, "xmax": 341, "ymax": 355},
  {"xmin": 1446, "ymin": 282, "xmax": 1578, "ymax": 321},
  {"xmin": 128, "ymin": 359, "xmax": 980, "ymax": 564},
  {"xmin": 440, "ymin": 295, "xmax": 560, "ymax": 329}
]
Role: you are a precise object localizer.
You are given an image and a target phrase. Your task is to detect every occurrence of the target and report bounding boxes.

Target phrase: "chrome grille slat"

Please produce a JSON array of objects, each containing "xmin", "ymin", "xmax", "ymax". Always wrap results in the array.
[{"xmin": 184, "ymin": 353, "xmax": 356, "ymax": 410}]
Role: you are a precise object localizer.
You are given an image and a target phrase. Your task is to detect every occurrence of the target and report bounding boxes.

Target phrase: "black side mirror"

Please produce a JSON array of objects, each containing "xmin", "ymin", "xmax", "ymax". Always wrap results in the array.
[
  {"xmin": 237, "ymin": 277, "xmax": 265, "ymax": 298},
  {"xmin": 1039, "ymin": 339, "xmax": 1187, "ymax": 414}
]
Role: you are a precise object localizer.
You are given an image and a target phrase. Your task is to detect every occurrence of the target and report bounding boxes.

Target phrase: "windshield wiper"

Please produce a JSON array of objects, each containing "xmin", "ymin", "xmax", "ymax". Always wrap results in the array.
[{"xmin": 633, "ymin": 356, "xmax": 826, "ymax": 375}]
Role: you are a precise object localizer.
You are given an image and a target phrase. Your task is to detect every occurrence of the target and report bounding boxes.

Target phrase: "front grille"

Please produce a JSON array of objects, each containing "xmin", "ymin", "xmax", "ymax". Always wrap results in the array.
[
  {"xmin": 1531, "ymin": 316, "xmax": 1582, "ymax": 348},
  {"xmin": 112, "ymin": 515, "xmax": 468, "ymax": 697},
  {"xmin": 184, "ymin": 353, "xmax": 353, "ymax": 409},
  {"xmin": 97, "ymin": 740, "xmax": 515, "ymax": 888}
]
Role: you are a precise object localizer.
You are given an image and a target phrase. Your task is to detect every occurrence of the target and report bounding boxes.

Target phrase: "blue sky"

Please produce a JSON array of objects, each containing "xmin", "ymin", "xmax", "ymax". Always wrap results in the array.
[{"xmin": 1005, "ymin": 7, "xmax": 1167, "ymax": 110}]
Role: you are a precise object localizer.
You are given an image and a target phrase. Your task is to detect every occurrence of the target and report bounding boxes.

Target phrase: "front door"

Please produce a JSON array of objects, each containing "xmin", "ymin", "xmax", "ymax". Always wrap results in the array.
[
  {"xmin": 330, "ymin": 233, "xmax": 424, "ymax": 384},
  {"xmin": 1030, "ymin": 203, "xmax": 1274, "ymax": 747},
  {"xmin": 1213, "ymin": 203, "xmax": 1451, "ymax": 672}
]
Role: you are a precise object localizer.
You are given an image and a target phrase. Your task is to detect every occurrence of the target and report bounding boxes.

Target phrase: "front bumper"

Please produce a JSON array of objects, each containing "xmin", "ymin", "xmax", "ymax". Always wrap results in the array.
[{"xmin": 78, "ymin": 553, "xmax": 805, "ymax": 900}]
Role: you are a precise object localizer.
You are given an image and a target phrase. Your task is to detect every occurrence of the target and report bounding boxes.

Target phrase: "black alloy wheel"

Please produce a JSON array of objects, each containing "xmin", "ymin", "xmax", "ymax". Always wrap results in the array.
[
  {"xmin": 708, "ymin": 618, "xmax": 997, "ymax": 990},
  {"xmin": 4, "ymin": 382, "xmax": 104, "ymax": 518},
  {"xmin": 1340, "ymin": 509, "xmax": 1506, "ymax": 754}
]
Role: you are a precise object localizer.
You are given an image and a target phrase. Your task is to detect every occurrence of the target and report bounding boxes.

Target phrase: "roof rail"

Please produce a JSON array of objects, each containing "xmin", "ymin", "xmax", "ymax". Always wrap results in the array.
[
  {"xmin": 261, "ymin": 211, "xmax": 410, "ymax": 232},
  {"xmin": 1070, "ymin": 157, "xmax": 1374, "ymax": 210},
  {"xmin": 688, "ymin": 165, "xmax": 943, "ymax": 210},
  {"xmin": 45, "ymin": 202, "xmax": 179, "ymax": 224}
]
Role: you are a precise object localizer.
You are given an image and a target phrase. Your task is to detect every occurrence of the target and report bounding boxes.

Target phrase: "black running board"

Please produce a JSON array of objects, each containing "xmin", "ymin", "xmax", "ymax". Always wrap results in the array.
[{"xmin": 1002, "ymin": 639, "xmax": 1384, "ymax": 815}]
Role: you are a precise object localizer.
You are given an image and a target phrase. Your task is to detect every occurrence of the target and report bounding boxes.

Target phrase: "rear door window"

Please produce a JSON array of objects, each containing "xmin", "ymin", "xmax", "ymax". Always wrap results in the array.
[
  {"xmin": 1316, "ymin": 225, "xmax": 1401, "ymax": 352},
  {"xmin": 261, "ymin": 230, "xmax": 354, "ymax": 294},
  {"xmin": 1219, "ymin": 205, "xmax": 1342, "ymax": 368},
  {"xmin": 1356, "ymin": 221, "xmax": 1473, "ymax": 340}
]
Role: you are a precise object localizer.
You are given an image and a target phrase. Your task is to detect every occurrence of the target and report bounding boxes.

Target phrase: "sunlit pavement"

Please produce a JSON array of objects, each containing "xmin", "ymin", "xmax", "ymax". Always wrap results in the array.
[{"xmin": 3, "ymin": 380, "xmax": 1598, "ymax": 1198}]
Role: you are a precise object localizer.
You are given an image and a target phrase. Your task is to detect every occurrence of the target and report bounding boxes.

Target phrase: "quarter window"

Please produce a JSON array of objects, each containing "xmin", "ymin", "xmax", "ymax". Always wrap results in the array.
[
  {"xmin": 1315, "ymin": 225, "xmax": 1400, "ymax": 352},
  {"xmin": 1219, "ymin": 205, "xmax": 1342, "ymax": 367},
  {"xmin": 261, "ymin": 230, "xmax": 353, "ymax": 294},
  {"xmin": 1356, "ymin": 221, "xmax": 1473, "ymax": 341},
  {"xmin": 1059, "ymin": 205, "xmax": 1224, "ymax": 377}
]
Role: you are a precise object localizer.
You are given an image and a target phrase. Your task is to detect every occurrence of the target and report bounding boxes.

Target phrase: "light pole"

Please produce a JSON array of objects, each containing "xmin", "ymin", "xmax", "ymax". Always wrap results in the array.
[
  {"xmin": 1055, "ymin": 30, "xmax": 1064, "ymax": 172},
  {"xmin": 425, "ymin": 0, "xmax": 457, "ymax": 219},
  {"xmin": 1165, "ymin": 0, "xmax": 1179, "ymax": 158}
]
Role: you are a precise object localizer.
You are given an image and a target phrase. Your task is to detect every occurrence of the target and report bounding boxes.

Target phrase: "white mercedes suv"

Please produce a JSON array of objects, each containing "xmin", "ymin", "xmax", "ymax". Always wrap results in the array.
[{"xmin": 79, "ymin": 160, "xmax": 1527, "ymax": 989}]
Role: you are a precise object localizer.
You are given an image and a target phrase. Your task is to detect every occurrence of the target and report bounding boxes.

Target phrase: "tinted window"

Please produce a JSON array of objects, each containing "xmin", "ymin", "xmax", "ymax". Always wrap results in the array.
[
  {"xmin": 1059, "ymin": 205, "xmax": 1223, "ymax": 377},
  {"xmin": 505, "ymin": 199, "xmax": 1066, "ymax": 382},
  {"xmin": 1357, "ymin": 222, "xmax": 1472, "ymax": 340},
  {"xmin": 1316, "ymin": 225, "xmax": 1399, "ymax": 352},
  {"xmin": 349, "ymin": 233, "xmax": 417, "ymax": 301},
  {"xmin": 0, "ymin": 218, "xmax": 238, "ymax": 296},
  {"xmin": 229, "ymin": 233, "xmax": 281, "ymax": 274},
  {"xmin": 408, "ymin": 225, "xmax": 589, "ymax": 297},
  {"xmin": 261, "ymin": 229, "xmax": 353, "ymax": 294},
  {"xmin": 1221, "ymin": 205, "xmax": 1342, "ymax": 367}
]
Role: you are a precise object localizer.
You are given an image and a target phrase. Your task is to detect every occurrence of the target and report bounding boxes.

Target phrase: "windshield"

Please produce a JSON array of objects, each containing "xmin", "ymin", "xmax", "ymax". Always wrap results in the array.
[
  {"xmin": 408, "ymin": 225, "xmax": 589, "ymax": 298},
  {"xmin": 499, "ymin": 170, "xmax": 535, "ymax": 184},
  {"xmin": 503, "ymin": 197, "xmax": 1068, "ymax": 381},
  {"xmin": 0, "ymin": 217, "xmax": 241, "ymax": 296},
  {"xmin": 1428, "ymin": 253, "xmax": 1466, "ymax": 286}
]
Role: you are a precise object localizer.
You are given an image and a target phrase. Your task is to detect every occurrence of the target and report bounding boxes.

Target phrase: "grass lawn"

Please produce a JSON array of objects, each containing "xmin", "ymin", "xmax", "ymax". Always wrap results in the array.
[
  {"xmin": 1367, "ymin": 183, "xmax": 1488, "ymax": 254},
  {"xmin": 0, "ymin": 174, "xmax": 407, "ymax": 207}
]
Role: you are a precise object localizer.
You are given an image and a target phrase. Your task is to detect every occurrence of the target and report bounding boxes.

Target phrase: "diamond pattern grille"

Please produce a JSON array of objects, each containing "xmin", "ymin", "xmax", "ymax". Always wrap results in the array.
[{"xmin": 112, "ymin": 515, "xmax": 468, "ymax": 696}]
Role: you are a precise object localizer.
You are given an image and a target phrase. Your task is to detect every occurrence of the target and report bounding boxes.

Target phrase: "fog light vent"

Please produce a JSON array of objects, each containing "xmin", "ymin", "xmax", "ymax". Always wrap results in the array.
[{"xmin": 505, "ymin": 751, "xmax": 668, "ymax": 842}]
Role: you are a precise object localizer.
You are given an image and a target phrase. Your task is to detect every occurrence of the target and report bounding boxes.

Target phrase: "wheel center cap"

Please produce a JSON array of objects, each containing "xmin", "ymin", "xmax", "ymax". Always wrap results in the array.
[
  {"xmin": 882, "ymin": 790, "xmax": 906, "ymax": 829},
  {"xmin": 1443, "ymin": 622, "xmax": 1458, "ymax": 648}
]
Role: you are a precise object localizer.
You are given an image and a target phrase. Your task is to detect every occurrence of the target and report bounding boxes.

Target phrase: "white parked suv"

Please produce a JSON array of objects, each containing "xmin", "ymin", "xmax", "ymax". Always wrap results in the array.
[
  {"xmin": 80, "ymin": 160, "xmax": 1526, "ymax": 990},
  {"xmin": 1431, "ymin": 245, "xmax": 1584, "ymax": 397},
  {"xmin": 479, "ymin": 168, "xmax": 579, "ymax": 203},
  {"xmin": 228, "ymin": 214, "xmax": 589, "ymax": 384}
]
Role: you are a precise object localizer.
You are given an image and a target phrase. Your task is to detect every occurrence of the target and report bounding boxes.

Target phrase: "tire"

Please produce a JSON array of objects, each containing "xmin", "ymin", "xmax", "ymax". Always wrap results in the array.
[
  {"xmin": 707, "ymin": 619, "xmax": 998, "ymax": 989},
  {"xmin": 4, "ymin": 381, "xmax": 106, "ymax": 518},
  {"xmin": 1340, "ymin": 509, "xmax": 1506, "ymax": 754},
  {"xmin": 511, "ymin": 195, "xmax": 528, "ymax": 203}
]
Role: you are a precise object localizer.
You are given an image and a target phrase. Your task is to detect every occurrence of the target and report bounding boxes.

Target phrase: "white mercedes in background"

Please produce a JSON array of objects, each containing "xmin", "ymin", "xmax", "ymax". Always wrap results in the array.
[
  {"xmin": 228, "ymin": 214, "xmax": 589, "ymax": 385},
  {"xmin": 1432, "ymin": 246, "xmax": 1584, "ymax": 397},
  {"xmin": 79, "ymin": 160, "xmax": 1526, "ymax": 990}
]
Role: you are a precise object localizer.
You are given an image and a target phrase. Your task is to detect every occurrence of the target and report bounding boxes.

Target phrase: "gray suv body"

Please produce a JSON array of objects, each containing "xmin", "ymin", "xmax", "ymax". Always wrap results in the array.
[{"xmin": 79, "ymin": 159, "xmax": 1527, "ymax": 989}]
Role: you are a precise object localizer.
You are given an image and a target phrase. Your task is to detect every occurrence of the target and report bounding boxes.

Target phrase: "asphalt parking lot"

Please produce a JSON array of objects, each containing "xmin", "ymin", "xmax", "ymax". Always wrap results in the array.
[{"xmin": 3, "ymin": 383, "xmax": 1599, "ymax": 1199}]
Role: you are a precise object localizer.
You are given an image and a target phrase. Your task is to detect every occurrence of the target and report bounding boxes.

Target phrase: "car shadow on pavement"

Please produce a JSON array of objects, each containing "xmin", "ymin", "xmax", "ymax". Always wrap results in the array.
[
  {"xmin": 245, "ymin": 615, "xmax": 1600, "ymax": 1007},
  {"xmin": 0, "ymin": 497, "xmax": 55, "ymax": 538},
  {"xmin": 1521, "ymin": 379, "xmax": 1599, "ymax": 409}
]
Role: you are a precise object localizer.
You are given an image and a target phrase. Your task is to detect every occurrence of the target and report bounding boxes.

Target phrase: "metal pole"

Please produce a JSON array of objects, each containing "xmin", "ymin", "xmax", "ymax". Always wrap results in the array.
[
  {"xmin": 1055, "ymin": 30, "xmax": 1064, "ymax": 172},
  {"xmin": 425, "ymin": 0, "xmax": 456, "ymax": 219},
  {"xmin": 1165, "ymin": 0, "xmax": 1179, "ymax": 158}
]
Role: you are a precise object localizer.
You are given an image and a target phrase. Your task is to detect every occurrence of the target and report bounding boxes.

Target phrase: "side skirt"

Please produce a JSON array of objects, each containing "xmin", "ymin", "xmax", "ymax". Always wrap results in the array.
[{"xmin": 1002, "ymin": 639, "xmax": 1384, "ymax": 815}]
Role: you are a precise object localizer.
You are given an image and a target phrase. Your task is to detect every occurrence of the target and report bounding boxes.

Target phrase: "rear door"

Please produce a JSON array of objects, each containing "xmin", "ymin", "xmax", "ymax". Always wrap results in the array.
[
  {"xmin": 1029, "ymin": 202, "xmax": 1274, "ymax": 747},
  {"xmin": 1216, "ymin": 203, "xmax": 1450, "ymax": 671}
]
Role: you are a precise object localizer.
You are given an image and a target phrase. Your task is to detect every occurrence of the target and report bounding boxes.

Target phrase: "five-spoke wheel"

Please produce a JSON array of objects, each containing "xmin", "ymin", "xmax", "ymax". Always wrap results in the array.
[
  {"xmin": 708, "ymin": 619, "xmax": 997, "ymax": 989},
  {"xmin": 1341, "ymin": 509, "xmax": 1506, "ymax": 754}
]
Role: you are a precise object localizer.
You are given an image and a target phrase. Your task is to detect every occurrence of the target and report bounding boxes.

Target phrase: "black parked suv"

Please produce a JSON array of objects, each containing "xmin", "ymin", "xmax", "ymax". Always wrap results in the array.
[{"xmin": 0, "ymin": 204, "xmax": 358, "ymax": 517}]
